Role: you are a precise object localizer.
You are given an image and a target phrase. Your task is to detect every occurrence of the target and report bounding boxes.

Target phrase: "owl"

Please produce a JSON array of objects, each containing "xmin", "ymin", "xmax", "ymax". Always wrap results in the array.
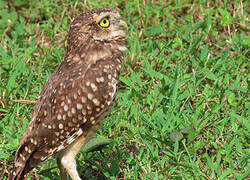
[{"xmin": 9, "ymin": 8, "xmax": 127, "ymax": 180}]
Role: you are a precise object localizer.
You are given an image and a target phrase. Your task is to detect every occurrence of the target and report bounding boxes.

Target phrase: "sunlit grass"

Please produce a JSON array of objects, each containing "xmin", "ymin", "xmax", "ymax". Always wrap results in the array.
[{"xmin": 0, "ymin": 0, "xmax": 249, "ymax": 179}]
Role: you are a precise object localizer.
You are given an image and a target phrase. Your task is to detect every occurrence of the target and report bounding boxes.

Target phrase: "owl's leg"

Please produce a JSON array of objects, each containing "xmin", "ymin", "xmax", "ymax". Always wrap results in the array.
[
  {"xmin": 57, "ymin": 125, "xmax": 100, "ymax": 180},
  {"xmin": 56, "ymin": 155, "xmax": 69, "ymax": 180},
  {"xmin": 57, "ymin": 134, "xmax": 87, "ymax": 180},
  {"xmin": 59, "ymin": 154, "xmax": 80, "ymax": 180}
]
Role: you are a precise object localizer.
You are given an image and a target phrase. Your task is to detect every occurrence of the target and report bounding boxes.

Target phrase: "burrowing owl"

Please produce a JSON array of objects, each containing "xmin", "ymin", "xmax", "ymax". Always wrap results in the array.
[{"xmin": 10, "ymin": 8, "xmax": 127, "ymax": 180}]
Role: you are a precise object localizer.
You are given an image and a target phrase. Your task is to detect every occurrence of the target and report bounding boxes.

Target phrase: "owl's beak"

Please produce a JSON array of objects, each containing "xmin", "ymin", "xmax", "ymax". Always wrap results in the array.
[
  {"xmin": 119, "ymin": 20, "xmax": 128, "ymax": 31},
  {"xmin": 108, "ymin": 19, "xmax": 128, "ymax": 40}
]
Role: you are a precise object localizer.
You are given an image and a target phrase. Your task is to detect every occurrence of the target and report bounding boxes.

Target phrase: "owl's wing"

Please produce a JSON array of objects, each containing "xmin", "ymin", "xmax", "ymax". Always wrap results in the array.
[{"xmin": 10, "ymin": 53, "xmax": 121, "ymax": 179}]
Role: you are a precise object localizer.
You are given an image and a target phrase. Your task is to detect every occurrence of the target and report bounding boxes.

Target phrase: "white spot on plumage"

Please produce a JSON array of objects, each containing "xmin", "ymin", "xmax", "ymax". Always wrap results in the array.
[
  {"xmin": 59, "ymin": 123, "xmax": 64, "ymax": 129},
  {"xmin": 104, "ymin": 65, "xmax": 110, "ymax": 69},
  {"xmin": 109, "ymin": 78, "xmax": 117, "ymax": 100},
  {"xmin": 64, "ymin": 105, "xmax": 68, "ymax": 111},
  {"xmin": 93, "ymin": 98, "xmax": 100, "ymax": 106},
  {"xmin": 78, "ymin": 89, "xmax": 81, "ymax": 96},
  {"xmin": 57, "ymin": 114, "xmax": 62, "ymax": 120},
  {"xmin": 42, "ymin": 123, "xmax": 47, "ymax": 127},
  {"xmin": 72, "ymin": 107, "xmax": 76, "ymax": 114},
  {"xmin": 99, "ymin": 77, "xmax": 104, "ymax": 82},
  {"xmin": 78, "ymin": 115, "xmax": 82, "ymax": 120},
  {"xmin": 57, "ymin": 144, "xmax": 65, "ymax": 152},
  {"xmin": 88, "ymin": 93, "xmax": 93, "ymax": 100},
  {"xmin": 91, "ymin": 83, "xmax": 98, "ymax": 91},
  {"xmin": 73, "ymin": 93, "xmax": 77, "ymax": 99},
  {"xmin": 73, "ymin": 55, "xmax": 80, "ymax": 61},
  {"xmin": 67, "ymin": 111, "xmax": 72, "ymax": 117},
  {"xmin": 76, "ymin": 103, "xmax": 83, "ymax": 110}
]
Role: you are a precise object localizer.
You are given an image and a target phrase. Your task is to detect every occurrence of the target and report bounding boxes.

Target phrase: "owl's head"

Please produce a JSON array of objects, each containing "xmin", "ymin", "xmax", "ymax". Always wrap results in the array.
[{"xmin": 68, "ymin": 8, "xmax": 127, "ymax": 51}]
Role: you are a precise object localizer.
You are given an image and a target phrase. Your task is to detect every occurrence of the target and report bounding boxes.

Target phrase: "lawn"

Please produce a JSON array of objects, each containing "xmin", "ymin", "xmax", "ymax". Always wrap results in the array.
[{"xmin": 0, "ymin": 0, "xmax": 249, "ymax": 179}]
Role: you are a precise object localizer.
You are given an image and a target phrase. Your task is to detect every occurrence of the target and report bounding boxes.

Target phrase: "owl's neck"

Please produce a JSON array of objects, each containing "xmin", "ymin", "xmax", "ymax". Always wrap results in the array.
[{"xmin": 64, "ymin": 38, "xmax": 124, "ymax": 67}]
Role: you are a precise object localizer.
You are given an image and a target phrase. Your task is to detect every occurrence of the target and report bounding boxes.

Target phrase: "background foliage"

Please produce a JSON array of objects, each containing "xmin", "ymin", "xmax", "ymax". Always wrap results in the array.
[{"xmin": 0, "ymin": 0, "xmax": 249, "ymax": 179}]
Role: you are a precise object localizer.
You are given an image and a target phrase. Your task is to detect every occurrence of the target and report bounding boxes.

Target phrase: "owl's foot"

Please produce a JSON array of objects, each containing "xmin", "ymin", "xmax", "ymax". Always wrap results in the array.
[{"xmin": 57, "ymin": 136, "xmax": 110, "ymax": 180}]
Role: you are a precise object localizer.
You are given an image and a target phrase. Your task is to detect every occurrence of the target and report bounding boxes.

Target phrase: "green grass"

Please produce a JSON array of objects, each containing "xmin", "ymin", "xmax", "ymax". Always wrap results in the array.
[{"xmin": 0, "ymin": 0, "xmax": 249, "ymax": 179}]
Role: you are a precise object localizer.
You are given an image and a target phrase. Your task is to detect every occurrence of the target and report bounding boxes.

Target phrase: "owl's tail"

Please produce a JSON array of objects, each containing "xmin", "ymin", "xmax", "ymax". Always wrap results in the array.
[
  {"xmin": 9, "ymin": 151, "xmax": 27, "ymax": 179},
  {"xmin": 8, "ymin": 142, "xmax": 32, "ymax": 180},
  {"xmin": 8, "ymin": 140, "xmax": 42, "ymax": 180},
  {"xmin": 8, "ymin": 165, "xmax": 25, "ymax": 180}
]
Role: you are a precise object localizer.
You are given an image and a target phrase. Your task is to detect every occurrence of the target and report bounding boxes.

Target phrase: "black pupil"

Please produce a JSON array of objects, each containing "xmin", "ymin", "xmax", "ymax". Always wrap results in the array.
[{"xmin": 103, "ymin": 19, "xmax": 106, "ymax": 24}]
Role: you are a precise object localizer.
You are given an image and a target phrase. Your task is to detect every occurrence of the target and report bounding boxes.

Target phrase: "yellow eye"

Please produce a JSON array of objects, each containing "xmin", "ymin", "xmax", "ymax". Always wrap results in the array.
[{"xmin": 99, "ymin": 17, "xmax": 110, "ymax": 28}]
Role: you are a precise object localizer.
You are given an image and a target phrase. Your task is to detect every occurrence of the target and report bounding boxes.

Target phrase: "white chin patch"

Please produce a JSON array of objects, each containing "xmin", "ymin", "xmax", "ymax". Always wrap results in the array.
[
  {"xmin": 118, "ymin": 45, "xmax": 127, "ymax": 52},
  {"xmin": 109, "ymin": 30, "xmax": 126, "ymax": 39}
]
